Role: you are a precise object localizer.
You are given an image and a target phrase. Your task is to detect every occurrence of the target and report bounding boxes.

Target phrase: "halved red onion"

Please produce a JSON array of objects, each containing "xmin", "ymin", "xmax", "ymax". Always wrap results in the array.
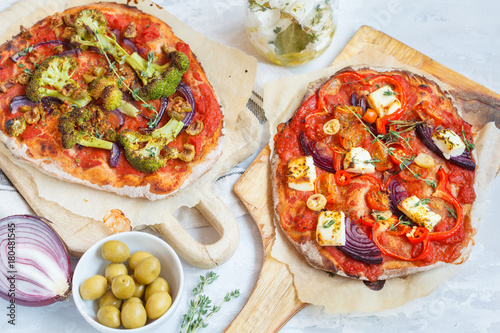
[
  {"xmin": 0, "ymin": 215, "xmax": 72, "ymax": 307},
  {"xmin": 9, "ymin": 95, "xmax": 39, "ymax": 114},
  {"xmin": 338, "ymin": 217, "xmax": 382, "ymax": 265},
  {"xmin": 299, "ymin": 132, "xmax": 336, "ymax": 173},
  {"xmin": 388, "ymin": 179, "xmax": 408, "ymax": 218},
  {"xmin": 109, "ymin": 143, "xmax": 121, "ymax": 168},
  {"xmin": 10, "ymin": 40, "xmax": 70, "ymax": 62},
  {"xmin": 416, "ymin": 124, "xmax": 476, "ymax": 170}
]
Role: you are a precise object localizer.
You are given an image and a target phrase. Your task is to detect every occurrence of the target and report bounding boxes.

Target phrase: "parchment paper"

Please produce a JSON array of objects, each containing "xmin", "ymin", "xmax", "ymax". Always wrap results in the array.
[
  {"xmin": 0, "ymin": 0, "xmax": 259, "ymax": 228},
  {"xmin": 265, "ymin": 51, "xmax": 500, "ymax": 313}
]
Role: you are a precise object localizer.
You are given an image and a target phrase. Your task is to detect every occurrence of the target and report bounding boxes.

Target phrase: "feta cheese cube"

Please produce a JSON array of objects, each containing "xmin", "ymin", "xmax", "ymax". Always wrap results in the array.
[
  {"xmin": 343, "ymin": 147, "xmax": 375, "ymax": 174},
  {"xmin": 316, "ymin": 210, "xmax": 346, "ymax": 246},
  {"xmin": 431, "ymin": 129, "xmax": 466, "ymax": 159},
  {"xmin": 287, "ymin": 156, "xmax": 317, "ymax": 191},
  {"xmin": 398, "ymin": 196, "xmax": 442, "ymax": 231},
  {"xmin": 367, "ymin": 85, "xmax": 401, "ymax": 118}
]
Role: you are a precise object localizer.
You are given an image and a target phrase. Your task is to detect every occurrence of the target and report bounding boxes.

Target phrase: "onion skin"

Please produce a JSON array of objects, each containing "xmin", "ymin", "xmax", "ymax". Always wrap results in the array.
[
  {"xmin": 299, "ymin": 132, "xmax": 336, "ymax": 173},
  {"xmin": 416, "ymin": 124, "xmax": 476, "ymax": 170},
  {"xmin": 0, "ymin": 215, "xmax": 72, "ymax": 307},
  {"xmin": 338, "ymin": 217, "xmax": 383, "ymax": 265}
]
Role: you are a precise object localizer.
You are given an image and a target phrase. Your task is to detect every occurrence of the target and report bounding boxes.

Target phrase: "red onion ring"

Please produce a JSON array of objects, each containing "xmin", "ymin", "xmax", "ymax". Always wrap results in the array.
[
  {"xmin": 109, "ymin": 143, "xmax": 121, "ymax": 168},
  {"xmin": 388, "ymin": 179, "xmax": 408, "ymax": 219},
  {"xmin": 122, "ymin": 38, "xmax": 139, "ymax": 54},
  {"xmin": 9, "ymin": 95, "xmax": 39, "ymax": 114},
  {"xmin": 55, "ymin": 48, "xmax": 82, "ymax": 58},
  {"xmin": 177, "ymin": 82, "xmax": 196, "ymax": 129},
  {"xmin": 416, "ymin": 124, "xmax": 476, "ymax": 170},
  {"xmin": 10, "ymin": 40, "xmax": 70, "ymax": 63},
  {"xmin": 299, "ymin": 132, "xmax": 336, "ymax": 173},
  {"xmin": 0, "ymin": 215, "xmax": 72, "ymax": 307},
  {"xmin": 109, "ymin": 108, "xmax": 125, "ymax": 129},
  {"xmin": 338, "ymin": 217, "xmax": 382, "ymax": 265}
]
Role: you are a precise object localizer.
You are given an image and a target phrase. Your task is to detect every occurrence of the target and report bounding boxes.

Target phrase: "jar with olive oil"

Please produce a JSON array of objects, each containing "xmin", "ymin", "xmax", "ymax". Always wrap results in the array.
[{"xmin": 246, "ymin": 0, "xmax": 338, "ymax": 66}]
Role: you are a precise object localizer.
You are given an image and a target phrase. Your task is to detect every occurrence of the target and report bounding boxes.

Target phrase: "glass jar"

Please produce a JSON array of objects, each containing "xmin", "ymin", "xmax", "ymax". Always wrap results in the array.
[{"xmin": 245, "ymin": 0, "xmax": 338, "ymax": 67}]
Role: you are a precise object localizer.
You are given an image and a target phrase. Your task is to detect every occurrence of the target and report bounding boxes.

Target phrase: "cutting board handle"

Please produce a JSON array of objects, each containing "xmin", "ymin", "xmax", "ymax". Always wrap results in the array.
[{"xmin": 154, "ymin": 189, "xmax": 239, "ymax": 269}]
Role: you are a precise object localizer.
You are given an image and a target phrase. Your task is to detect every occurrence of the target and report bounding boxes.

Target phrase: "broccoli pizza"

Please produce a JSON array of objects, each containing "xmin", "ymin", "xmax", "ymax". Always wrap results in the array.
[
  {"xmin": 272, "ymin": 67, "xmax": 477, "ymax": 281},
  {"xmin": 0, "ymin": 2, "xmax": 224, "ymax": 200}
]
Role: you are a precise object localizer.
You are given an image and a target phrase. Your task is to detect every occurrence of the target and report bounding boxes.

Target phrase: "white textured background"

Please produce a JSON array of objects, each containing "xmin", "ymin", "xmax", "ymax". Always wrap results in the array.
[{"xmin": 1, "ymin": 0, "xmax": 499, "ymax": 332}]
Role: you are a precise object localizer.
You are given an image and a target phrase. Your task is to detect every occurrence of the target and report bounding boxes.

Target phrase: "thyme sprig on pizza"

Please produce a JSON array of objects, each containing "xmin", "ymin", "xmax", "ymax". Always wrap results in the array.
[
  {"xmin": 272, "ymin": 67, "xmax": 476, "ymax": 281},
  {"xmin": 0, "ymin": 3, "xmax": 224, "ymax": 200}
]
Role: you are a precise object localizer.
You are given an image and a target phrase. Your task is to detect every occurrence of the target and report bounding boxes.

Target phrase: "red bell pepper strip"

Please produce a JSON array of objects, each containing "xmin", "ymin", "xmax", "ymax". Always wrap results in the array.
[
  {"xmin": 407, "ymin": 226, "xmax": 429, "ymax": 244},
  {"xmin": 372, "ymin": 222, "xmax": 432, "ymax": 261},
  {"xmin": 317, "ymin": 71, "xmax": 365, "ymax": 112},
  {"xmin": 427, "ymin": 168, "xmax": 463, "ymax": 241},
  {"xmin": 366, "ymin": 75, "xmax": 407, "ymax": 135}
]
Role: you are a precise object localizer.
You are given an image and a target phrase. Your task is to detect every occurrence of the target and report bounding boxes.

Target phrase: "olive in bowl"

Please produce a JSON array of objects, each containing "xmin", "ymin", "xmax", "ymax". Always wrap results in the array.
[{"xmin": 72, "ymin": 232, "xmax": 184, "ymax": 332}]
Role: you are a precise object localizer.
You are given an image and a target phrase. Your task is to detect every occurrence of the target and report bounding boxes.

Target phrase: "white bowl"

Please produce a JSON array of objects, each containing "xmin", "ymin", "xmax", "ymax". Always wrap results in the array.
[{"xmin": 72, "ymin": 231, "xmax": 184, "ymax": 332}]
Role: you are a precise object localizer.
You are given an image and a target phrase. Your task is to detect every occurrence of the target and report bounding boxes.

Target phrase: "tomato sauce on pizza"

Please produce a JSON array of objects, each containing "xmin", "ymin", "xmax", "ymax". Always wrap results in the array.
[{"xmin": 272, "ymin": 67, "xmax": 476, "ymax": 281}]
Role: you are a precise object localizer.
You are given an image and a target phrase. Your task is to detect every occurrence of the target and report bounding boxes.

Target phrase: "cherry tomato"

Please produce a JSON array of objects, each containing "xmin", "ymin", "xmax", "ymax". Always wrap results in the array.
[
  {"xmin": 369, "ymin": 141, "xmax": 393, "ymax": 171},
  {"xmin": 414, "ymin": 101, "xmax": 443, "ymax": 128},
  {"xmin": 339, "ymin": 122, "xmax": 369, "ymax": 150},
  {"xmin": 335, "ymin": 170, "xmax": 351, "ymax": 186},
  {"xmin": 366, "ymin": 186, "xmax": 390, "ymax": 211},
  {"xmin": 399, "ymin": 164, "xmax": 429, "ymax": 182},
  {"xmin": 315, "ymin": 173, "xmax": 340, "ymax": 203},
  {"xmin": 362, "ymin": 108, "xmax": 378, "ymax": 123}
]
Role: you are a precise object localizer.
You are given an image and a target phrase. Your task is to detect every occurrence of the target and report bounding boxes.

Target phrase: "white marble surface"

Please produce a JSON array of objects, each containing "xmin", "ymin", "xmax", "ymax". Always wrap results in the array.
[{"xmin": 1, "ymin": 0, "xmax": 500, "ymax": 332}]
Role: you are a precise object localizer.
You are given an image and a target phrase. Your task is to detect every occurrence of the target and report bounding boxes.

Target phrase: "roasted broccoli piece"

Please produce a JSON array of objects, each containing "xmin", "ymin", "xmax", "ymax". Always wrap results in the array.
[
  {"xmin": 72, "ymin": 9, "xmax": 129, "ymax": 62},
  {"xmin": 5, "ymin": 117, "xmax": 26, "ymax": 136},
  {"xmin": 89, "ymin": 77, "xmax": 140, "ymax": 117},
  {"xmin": 26, "ymin": 55, "xmax": 91, "ymax": 107},
  {"xmin": 71, "ymin": 9, "xmax": 189, "ymax": 101},
  {"xmin": 133, "ymin": 51, "xmax": 190, "ymax": 101},
  {"xmin": 118, "ymin": 118, "xmax": 183, "ymax": 173},
  {"xmin": 58, "ymin": 107, "xmax": 114, "ymax": 150}
]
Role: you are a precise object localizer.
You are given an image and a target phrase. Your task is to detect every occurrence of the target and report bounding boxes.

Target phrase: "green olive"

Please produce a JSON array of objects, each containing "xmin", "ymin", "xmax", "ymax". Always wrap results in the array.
[
  {"xmin": 97, "ymin": 305, "xmax": 121, "ymax": 328},
  {"xmin": 102, "ymin": 240, "xmax": 130, "ymax": 263},
  {"xmin": 145, "ymin": 291, "xmax": 172, "ymax": 320},
  {"xmin": 132, "ymin": 279, "xmax": 145, "ymax": 299},
  {"xmin": 122, "ymin": 296, "xmax": 143, "ymax": 308},
  {"xmin": 99, "ymin": 290, "xmax": 122, "ymax": 309},
  {"xmin": 134, "ymin": 256, "xmax": 161, "ymax": 285},
  {"xmin": 111, "ymin": 274, "xmax": 136, "ymax": 300},
  {"xmin": 144, "ymin": 277, "xmax": 171, "ymax": 302},
  {"xmin": 105, "ymin": 263, "xmax": 128, "ymax": 284},
  {"xmin": 121, "ymin": 302, "xmax": 147, "ymax": 329},
  {"xmin": 129, "ymin": 251, "xmax": 153, "ymax": 271},
  {"xmin": 79, "ymin": 275, "xmax": 107, "ymax": 301}
]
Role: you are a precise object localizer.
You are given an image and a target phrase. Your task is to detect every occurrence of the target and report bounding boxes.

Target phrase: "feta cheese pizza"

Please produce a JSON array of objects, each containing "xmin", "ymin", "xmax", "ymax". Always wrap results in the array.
[{"xmin": 271, "ymin": 67, "xmax": 477, "ymax": 281}]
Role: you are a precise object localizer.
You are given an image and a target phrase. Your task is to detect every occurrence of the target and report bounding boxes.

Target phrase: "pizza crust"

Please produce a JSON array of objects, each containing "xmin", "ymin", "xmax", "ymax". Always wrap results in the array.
[{"xmin": 271, "ymin": 66, "xmax": 477, "ymax": 281}]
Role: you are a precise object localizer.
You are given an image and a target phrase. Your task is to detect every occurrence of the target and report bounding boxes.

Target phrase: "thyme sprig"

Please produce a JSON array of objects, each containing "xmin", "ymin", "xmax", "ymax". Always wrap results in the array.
[
  {"xmin": 181, "ymin": 272, "xmax": 240, "ymax": 333},
  {"xmin": 462, "ymin": 127, "xmax": 475, "ymax": 151},
  {"xmin": 345, "ymin": 106, "xmax": 437, "ymax": 188},
  {"xmin": 89, "ymin": 24, "xmax": 156, "ymax": 113},
  {"xmin": 389, "ymin": 215, "xmax": 411, "ymax": 231}
]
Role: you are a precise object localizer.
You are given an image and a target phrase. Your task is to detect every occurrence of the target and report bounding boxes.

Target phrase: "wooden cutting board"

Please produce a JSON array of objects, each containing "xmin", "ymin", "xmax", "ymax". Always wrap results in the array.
[{"xmin": 226, "ymin": 25, "xmax": 500, "ymax": 332}]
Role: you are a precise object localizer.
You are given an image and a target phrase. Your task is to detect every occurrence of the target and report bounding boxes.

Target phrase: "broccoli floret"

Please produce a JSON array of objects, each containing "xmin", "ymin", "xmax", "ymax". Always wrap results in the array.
[
  {"xmin": 135, "ymin": 51, "xmax": 190, "ymax": 101},
  {"xmin": 72, "ymin": 9, "xmax": 128, "ymax": 62},
  {"xmin": 71, "ymin": 9, "xmax": 189, "ymax": 101},
  {"xmin": 5, "ymin": 117, "xmax": 26, "ymax": 136},
  {"xmin": 26, "ymin": 55, "xmax": 91, "ymax": 108},
  {"xmin": 58, "ymin": 107, "xmax": 113, "ymax": 150},
  {"xmin": 118, "ymin": 118, "xmax": 183, "ymax": 173},
  {"xmin": 89, "ymin": 77, "xmax": 140, "ymax": 116}
]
